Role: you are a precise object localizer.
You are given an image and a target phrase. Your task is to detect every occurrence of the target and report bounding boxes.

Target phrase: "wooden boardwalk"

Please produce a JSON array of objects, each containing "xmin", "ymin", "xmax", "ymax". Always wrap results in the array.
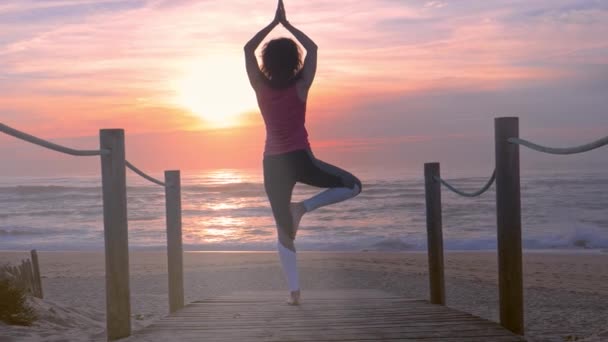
[{"xmin": 127, "ymin": 290, "xmax": 525, "ymax": 341}]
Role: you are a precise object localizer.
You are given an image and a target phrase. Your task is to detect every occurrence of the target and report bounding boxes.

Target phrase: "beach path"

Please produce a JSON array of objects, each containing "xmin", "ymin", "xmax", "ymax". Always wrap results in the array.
[{"xmin": 126, "ymin": 289, "xmax": 525, "ymax": 341}]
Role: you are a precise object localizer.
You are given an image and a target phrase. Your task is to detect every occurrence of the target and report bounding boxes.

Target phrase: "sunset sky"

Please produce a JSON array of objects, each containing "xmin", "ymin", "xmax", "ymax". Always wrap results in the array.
[{"xmin": 1, "ymin": 0, "xmax": 607, "ymax": 176}]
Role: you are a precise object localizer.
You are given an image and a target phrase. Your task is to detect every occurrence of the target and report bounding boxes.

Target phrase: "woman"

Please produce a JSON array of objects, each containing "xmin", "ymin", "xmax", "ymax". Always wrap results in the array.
[{"xmin": 244, "ymin": 0, "xmax": 362, "ymax": 305}]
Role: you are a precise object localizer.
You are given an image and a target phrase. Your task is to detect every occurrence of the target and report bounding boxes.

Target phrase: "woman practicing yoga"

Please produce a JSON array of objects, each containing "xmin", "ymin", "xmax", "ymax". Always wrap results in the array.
[{"xmin": 244, "ymin": 0, "xmax": 362, "ymax": 305}]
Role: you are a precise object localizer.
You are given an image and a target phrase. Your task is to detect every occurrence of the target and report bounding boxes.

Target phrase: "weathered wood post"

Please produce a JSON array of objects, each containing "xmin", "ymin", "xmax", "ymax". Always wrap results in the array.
[
  {"xmin": 424, "ymin": 162, "xmax": 445, "ymax": 305},
  {"xmin": 100, "ymin": 129, "xmax": 131, "ymax": 340},
  {"xmin": 165, "ymin": 170, "xmax": 184, "ymax": 313},
  {"xmin": 28, "ymin": 259, "xmax": 35, "ymax": 294},
  {"xmin": 27, "ymin": 259, "xmax": 36, "ymax": 295},
  {"xmin": 495, "ymin": 117, "xmax": 524, "ymax": 335},
  {"xmin": 30, "ymin": 249, "xmax": 43, "ymax": 298},
  {"xmin": 23, "ymin": 260, "xmax": 33, "ymax": 294}
]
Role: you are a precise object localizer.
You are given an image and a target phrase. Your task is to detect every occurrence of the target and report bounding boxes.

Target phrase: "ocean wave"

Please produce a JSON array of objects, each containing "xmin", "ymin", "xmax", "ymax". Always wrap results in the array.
[
  {"xmin": 183, "ymin": 182, "xmax": 264, "ymax": 193},
  {"xmin": 354, "ymin": 224, "xmax": 608, "ymax": 251},
  {"xmin": 522, "ymin": 223, "xmax": 608, "ymax": 250},
  {"xmin": 1, "ymin": 174, "xmax": 607, "ymax": 252},
  {"xmin": 0, "ymin": 185, "xmax": 100, "ymax": 194},
  {"xmin": 366, "ymin": 238, "xmax": 418, "ymax": 251},
  {"xmin": 129, "ymin": 215, "xmax": 163, "ymax": 221},
  {"xmin": 0, "ymin": 226, "xmax": 67, "ymax": 236},
  {"xmin": 0, "ymin": 185, "xmax": 162, "ymax": 196},
  {"xmin": 2, "ymin": 210, "xmax": 78, "ymax": 218}
]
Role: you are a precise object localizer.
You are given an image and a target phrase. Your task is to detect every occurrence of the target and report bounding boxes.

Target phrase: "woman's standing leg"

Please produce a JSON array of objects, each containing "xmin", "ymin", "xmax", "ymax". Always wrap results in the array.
[{"xmin": 263, "ymin": 156, "xmax": 301, "ymax": 304}]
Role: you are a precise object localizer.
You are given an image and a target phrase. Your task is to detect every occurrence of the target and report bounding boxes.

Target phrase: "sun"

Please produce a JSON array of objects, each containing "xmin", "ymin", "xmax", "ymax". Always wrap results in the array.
[{"xmin": 172, "ymin": 56, "xmax": 258, "ymax": 128}]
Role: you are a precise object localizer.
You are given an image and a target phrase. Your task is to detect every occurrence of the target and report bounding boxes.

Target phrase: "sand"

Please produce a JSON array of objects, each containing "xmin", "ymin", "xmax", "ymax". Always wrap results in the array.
[{"xmin": 0, "ymin": 250, "xmax": 607, "ymax": 342}]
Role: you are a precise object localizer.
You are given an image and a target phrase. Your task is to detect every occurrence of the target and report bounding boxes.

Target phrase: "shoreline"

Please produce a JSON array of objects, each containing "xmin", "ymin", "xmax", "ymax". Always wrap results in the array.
[{"xmin": 1, "ymin": 248, "xmax": 606, "ymax": 254}]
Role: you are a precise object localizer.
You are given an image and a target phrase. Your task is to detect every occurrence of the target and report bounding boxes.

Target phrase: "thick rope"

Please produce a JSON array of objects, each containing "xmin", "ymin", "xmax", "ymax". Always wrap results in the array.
[
  {"xmin": 126, "ymin": 161, "xmax": 166, "ymax": 187},
  {"xmin": 434, "ymin": 169, "xmax": 496, "ymax": 198},
  {"xmin": 0, "ymin": 123, "xmax": 109, "ymax": 156},
  {"xmin": 509, "ymin": 136, "xmax": 608, "ymax": 155},
  {"xmin": 2, "ymin": 123, "xmax": 166, "ymax": 186}
]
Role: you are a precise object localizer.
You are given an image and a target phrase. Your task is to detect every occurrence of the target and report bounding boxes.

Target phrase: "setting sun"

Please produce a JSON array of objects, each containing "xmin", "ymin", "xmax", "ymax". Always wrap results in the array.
[{"xmin": 173, "ymin": 56, "xmax": 258, "ymax": 128}]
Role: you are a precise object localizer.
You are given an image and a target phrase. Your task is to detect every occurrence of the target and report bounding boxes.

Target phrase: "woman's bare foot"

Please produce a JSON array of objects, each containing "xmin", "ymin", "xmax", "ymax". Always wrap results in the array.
[
  {"xmin": 289, "ymin": 202, "xmax": 306, "ymax": 237},
  {"xmin": 287, "ymin": 290, "xmax": 301, "ymax": 306}
]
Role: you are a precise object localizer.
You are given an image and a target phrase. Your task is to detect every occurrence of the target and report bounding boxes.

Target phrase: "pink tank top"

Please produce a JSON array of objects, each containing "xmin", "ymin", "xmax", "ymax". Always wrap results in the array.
[{"xmin": 257, "ymin": 83, "xmax": 310, "ymax": 156}]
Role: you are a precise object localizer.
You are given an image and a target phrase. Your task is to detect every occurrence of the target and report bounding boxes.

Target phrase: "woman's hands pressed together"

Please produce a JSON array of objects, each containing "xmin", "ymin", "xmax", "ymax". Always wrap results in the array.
[
  {"xmin": 245, "ymin": 0, "xmax": 317, "ymax": 91},
  {"xmin": 274, "ymin": 0, "xmax": 287, "ymax": 25}
]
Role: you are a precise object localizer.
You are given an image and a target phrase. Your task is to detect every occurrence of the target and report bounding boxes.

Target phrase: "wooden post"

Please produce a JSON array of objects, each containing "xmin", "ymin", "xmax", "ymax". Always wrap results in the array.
[
  {"xmin": 100, "ymin": 129, "xmax": 131, "ymax": 340},
  {"xmin": 424, "ymin": 162, "xmax": 445, "ymax": 305},
  {"xmin": 31, "ymin": 250, "xmax": 43, "ymax": 299},
  {"xmin": 495, "ymin": 117, "xmax": 524, "ymax": 335},
  {"xmin": 165, "ymin": 170, "xmax": 184, "ymax": 313},
  {"xmin": 21, "ymin": 260, "xmax": 32, "ymax": 294},
  {"xmin": 26, "ymin": 260, "xmax": 34, "ymax": 295}
]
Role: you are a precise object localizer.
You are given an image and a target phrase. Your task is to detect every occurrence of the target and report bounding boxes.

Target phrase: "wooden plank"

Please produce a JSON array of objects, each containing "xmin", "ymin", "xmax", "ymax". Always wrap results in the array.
[
  {"xmin": 218, "ymin": 289, "xmax": 393, "ymax": 299},
  {"xmin": 130, "ymin": 335, "xmax": 522, "ymax": 342},
  {"xmin": 158, "ymin": 316, "xmax": 485, "ymax": 324},
  {"xmin": 495, "ymin": 117, "xmax": 524, "ymax": 335},
  {"xmin": 147, "ymin": 323, "xmax": 500, "ymax": 330},
  {"xmin": 128, "ymin": 290, "xmax": 525, "ymax": 342},
  {"xmin": 141, "ymin": 328, "xmax": 517, "ymax": 339}
]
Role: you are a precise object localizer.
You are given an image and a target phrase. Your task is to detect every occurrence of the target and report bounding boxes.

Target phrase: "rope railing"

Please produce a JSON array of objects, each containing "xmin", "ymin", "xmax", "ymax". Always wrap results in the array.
[
  {"xmin": 2, "ymin": 122, "xmax": 181, "ymax": 338},
  {"xmin": 425, "ymin": 118, "xmax": 608, "ymax": 335},
  {"xmin": 0, "ymin": 122, "xmax": 109, "ymax": 156},
  {"xmin": 434, "ymin": 134, "xmax": 608, "ymax": 198},
  {"xmin": 434, "ymin": 169, "xmax": 496, "ymax": 198},
  {"xmin": 1, "ymin": 122, "xmax": 165, "ymax": 187},
  {"xmin": 509, "ymin": 136, "xmax": 608, "ymax": 155},
  {"xmin": 125, "ymin": 161, "xmax": 166, "ymax": 187}
]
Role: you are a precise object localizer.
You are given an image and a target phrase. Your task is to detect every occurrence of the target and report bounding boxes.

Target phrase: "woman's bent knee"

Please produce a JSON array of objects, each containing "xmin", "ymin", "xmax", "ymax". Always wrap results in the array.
[
  {"xmin": 348, "ymin": 175, "xmax": 362, "ymax": 195},
  {"xmin": 352, "ymin": 183, "xmax": 361, "ymax": 197}
]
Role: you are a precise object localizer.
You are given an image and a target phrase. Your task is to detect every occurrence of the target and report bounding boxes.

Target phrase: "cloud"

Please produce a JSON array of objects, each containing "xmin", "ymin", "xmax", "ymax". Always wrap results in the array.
[
  {"xmin": 0, "ymin": 0, "xmax": 607, "ymax": 173},
  {"xmin": 425, "ymin": 1, "xmax": 447, "ymax": 9}
]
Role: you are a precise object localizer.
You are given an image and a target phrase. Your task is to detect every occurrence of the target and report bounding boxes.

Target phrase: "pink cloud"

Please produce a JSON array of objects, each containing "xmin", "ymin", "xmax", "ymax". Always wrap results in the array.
[{"xmin": 1, "ymin": 0, "xmax": 606, "ymax": 173}]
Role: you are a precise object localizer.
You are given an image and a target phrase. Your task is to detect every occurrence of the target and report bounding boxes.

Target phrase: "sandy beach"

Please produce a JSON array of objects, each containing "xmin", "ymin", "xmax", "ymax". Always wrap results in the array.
[{"xmin": 1, "ymin": 250, "xmax": 607, "ymax": 342}]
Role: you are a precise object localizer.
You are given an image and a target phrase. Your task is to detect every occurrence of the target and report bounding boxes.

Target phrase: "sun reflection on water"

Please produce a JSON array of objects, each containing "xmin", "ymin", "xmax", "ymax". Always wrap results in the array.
[
  {"xmin": 180, "ymin": 169, "xmax": 269, "ymax": 245},
  {"xmin": 207, "ymin": 202, "xmax": 240, "ymax": 211},
  {"xmin": 183, "ymin": 217, "xmax": 247, "ymax": 243},
  {"xmin": 206, "ymin": 216, "xmax": 244, "ymax": 227},
  {"xmin": 205, "ymin": 169, "xmax": 247, "ymax": 185}
]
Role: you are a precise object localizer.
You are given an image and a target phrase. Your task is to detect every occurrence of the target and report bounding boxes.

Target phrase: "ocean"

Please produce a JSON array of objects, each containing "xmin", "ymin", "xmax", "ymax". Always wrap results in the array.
[{"xmin": 1, "ymin": 167, "xmax": 607, "ymax": 251}]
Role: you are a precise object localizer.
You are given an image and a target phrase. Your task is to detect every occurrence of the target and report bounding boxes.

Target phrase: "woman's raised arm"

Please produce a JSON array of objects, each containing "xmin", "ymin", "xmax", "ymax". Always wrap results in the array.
[
  {"xmin": 279, "ymin": 0, "xmax": 317, "ymax": 91},
  {"xmin": 244, "ymin": 3, "xmax": 283, "ymax": 89}
]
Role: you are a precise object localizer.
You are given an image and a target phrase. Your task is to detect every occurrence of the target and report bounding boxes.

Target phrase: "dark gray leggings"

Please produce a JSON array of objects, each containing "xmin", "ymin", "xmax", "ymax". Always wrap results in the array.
[{"xmin": 263, "ymin": 149, "xmax": 362, "ymax": 250}]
